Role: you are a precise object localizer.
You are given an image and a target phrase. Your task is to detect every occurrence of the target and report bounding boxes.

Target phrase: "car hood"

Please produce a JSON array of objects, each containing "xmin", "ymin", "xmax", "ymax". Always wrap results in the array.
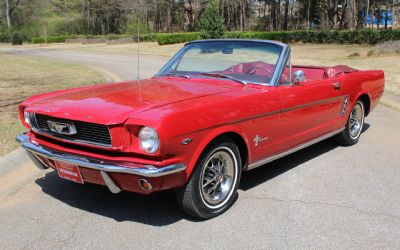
[{"xmin": 27, "ymin": 77, "xmax": 240, "ymax": 124}]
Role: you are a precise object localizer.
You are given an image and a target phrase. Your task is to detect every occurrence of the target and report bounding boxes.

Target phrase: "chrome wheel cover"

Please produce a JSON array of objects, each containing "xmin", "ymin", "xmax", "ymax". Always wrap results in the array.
[
  {"xmin": 349, "ymin": 103, "xmax": 364, "ymax": 140},
  {"xmin": 200, "ymin": 147, "xmax": 238, "ymax": 209}
]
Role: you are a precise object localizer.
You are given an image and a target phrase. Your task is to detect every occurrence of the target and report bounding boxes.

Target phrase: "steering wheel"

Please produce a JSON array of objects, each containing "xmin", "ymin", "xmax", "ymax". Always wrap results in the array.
[{"xmin": 246, "ymin": 66, "xmax": 273, "ymax": 76}]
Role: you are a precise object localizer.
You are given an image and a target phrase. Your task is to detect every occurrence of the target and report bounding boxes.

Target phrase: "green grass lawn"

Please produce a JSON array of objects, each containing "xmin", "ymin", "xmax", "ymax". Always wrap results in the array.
[{"xmin": 0, "ymin": 53, "xmax": 105, "ymax": 156}]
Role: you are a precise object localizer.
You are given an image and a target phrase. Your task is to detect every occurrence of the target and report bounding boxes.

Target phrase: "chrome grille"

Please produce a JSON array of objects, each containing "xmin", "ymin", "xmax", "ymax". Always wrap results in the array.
[{"xmin": 32, "ymin": 113, "xmax": 112, "ymax": 147}]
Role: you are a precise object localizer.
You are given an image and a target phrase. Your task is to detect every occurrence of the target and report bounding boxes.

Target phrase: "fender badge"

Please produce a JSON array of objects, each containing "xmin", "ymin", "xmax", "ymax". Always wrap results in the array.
[
  {"xmin": 181, "ymin": 138, "xmax": 193, "ymax": 145},
  {"xmin": 254, "ymin": 134, "xmax": 269, "ymax": 147}
]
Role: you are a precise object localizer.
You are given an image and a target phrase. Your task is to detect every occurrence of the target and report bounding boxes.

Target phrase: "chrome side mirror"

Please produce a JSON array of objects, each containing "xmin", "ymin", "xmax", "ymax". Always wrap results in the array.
[{"xmin": 293, "ymin": 70, "xmax": 305, "ymax": 84}]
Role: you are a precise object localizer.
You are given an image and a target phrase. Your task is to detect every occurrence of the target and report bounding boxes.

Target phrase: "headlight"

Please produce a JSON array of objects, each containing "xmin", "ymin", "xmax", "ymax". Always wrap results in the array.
[
  {"xmin": 138, "ymin": 127, "xmax": 159, "ymax": 154},
  {"xmin": 24, "ymin": 111, "xmax": 31, "ymax": 127}
]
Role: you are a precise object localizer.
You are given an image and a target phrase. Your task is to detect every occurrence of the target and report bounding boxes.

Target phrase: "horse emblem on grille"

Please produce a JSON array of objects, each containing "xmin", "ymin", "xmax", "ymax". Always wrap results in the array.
[{"xmin": 47, "ymin": 120, "xmax": 77, "ymax": 135}]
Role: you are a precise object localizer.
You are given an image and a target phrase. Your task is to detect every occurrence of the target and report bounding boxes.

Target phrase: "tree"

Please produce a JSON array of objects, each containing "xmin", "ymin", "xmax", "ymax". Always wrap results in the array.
[
  {"xmin": 5, "ymin": 0, "xmax": 11, "ymax": 30},
  {"xmin": 199, "ymin": 0, "xmax": 225, "ymax": 39}
]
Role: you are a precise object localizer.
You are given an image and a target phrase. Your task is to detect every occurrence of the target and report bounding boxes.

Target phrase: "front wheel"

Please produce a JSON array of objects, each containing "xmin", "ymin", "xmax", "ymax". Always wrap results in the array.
[
  {"xmin": 175, "ymin": 139, "xmax": 242, "ymax": 219},
  {"xmin": 335, "ymin": 100, "xmax": 365, "ymax": 146}
]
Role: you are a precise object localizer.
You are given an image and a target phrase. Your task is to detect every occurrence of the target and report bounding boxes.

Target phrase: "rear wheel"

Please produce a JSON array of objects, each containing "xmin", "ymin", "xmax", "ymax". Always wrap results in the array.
[
  {"xmin": 335, "ymin": 100, "xmax": 365, "ymax": 146},
  {"xmin": 175, "ymin": 139, "xmax": 241, "ymax": 219}
]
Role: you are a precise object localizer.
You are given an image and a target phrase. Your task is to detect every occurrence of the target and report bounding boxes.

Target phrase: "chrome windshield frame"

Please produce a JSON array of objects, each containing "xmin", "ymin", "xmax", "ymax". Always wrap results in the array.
[{"xmin": 155, "ymin": 39, "xmax": 290, "ymax": 87}]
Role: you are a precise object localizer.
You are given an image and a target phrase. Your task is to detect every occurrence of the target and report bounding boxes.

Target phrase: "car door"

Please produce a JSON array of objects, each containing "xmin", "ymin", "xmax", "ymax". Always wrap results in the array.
[{"xmin": 277, "ymin": 77, "xmax": 345, "ymax": 151}]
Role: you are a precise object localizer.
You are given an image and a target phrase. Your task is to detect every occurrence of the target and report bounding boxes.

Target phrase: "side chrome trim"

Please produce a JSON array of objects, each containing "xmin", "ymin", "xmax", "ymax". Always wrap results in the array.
[
  {"xmin": 247, "ymin": 128, "xmax": 345, "ymax": 170},
  {"xmin": 16, "ymin": 134, "xmax": 186, "ymax": 178}
]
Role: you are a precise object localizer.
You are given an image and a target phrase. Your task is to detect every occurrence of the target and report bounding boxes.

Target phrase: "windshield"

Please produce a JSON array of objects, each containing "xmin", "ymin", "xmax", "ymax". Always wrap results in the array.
[{"xmin": 156, "ymin": 41, "xmax": 283, "ymax": 85}]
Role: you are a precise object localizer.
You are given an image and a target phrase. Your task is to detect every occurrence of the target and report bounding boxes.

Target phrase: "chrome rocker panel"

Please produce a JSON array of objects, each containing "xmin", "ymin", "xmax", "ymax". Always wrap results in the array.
[
  {"xmin": 247, "ymin": 128, "xmax": 345, "ymax": 170},
  {"xmin": 16, "ymin": 134, "xmax": 186, "ymax": 178}
]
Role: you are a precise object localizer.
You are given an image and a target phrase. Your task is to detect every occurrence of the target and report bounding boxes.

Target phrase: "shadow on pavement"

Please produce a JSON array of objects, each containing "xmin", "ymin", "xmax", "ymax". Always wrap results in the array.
[
  {"xmin": 240, "ymin": 139, "xmax": 338, "ymax": 191},
  {"xmin": 34, "ymin": 124, "xmax": 370, "ymax": 225},
  {"xmin": 240, "ymin": 123, "xmax": 370, "ymax": 191},
  {"xmin": 35, "ymin": 172, "xmax": 195, "ymax": 225}
]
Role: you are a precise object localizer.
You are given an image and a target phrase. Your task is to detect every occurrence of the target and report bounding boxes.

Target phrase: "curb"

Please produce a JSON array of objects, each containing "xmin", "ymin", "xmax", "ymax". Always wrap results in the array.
[{"xmin": 0, "ymin": 148, "xmax": 28, "ymax": 176}]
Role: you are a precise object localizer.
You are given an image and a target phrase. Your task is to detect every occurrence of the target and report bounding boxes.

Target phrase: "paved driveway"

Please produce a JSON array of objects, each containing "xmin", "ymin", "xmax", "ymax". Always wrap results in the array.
[
  {"xmin": 0, "ymin": 46, "xmax": 168, "ymax": 81},
  {"xmin": 0, "ymin": 47, "xmax": 400, "ymax": 249}
]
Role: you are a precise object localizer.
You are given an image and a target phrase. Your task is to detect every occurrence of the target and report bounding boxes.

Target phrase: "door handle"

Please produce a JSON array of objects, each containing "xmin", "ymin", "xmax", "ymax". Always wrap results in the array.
[{"xmin": 332, "ymin": 82, "xmax": 341, "ymax": 90}]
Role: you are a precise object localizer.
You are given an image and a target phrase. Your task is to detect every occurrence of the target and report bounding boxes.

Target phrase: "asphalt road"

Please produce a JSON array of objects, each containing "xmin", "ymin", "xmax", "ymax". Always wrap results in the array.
[{"xmin": 1, "ymin": 47, "xmax": 400, "ymax": 249}]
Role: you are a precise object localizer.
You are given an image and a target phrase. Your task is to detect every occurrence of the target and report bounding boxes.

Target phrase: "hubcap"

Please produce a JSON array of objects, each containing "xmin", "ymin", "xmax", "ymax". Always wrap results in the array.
[
  {"xmin": 349, "ymin": 103, "xmax": 364, "ymax": 139},
  {"xmin": 200, "ymin": 148, "xmax": 236, "ymax": 208}
]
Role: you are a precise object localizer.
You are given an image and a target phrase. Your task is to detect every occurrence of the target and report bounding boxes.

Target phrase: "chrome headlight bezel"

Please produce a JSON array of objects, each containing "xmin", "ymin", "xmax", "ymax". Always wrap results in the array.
[
  {"xmin": 23, "ymin": 111, "xmax": 31, "ymax": 127},
  {"xmin": 138, "ymin": 126, "xmax": 160, "ymax": 154}
]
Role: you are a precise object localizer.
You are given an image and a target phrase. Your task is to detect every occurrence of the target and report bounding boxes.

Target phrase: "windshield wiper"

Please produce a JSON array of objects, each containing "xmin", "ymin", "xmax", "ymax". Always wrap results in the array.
[
  {"xmin": 200, "ymin": 73, "xmax": 247, "ymax": 85},
  {"xmin": 165, "ymin": 72, "xmax": 191, "ymax": 79}
]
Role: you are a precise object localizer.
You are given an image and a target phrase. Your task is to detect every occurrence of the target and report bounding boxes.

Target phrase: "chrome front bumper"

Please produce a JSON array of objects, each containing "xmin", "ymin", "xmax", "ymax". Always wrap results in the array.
[{"xmin": 16, "ymin": 134, "xmax": 186, "ymax": 193}]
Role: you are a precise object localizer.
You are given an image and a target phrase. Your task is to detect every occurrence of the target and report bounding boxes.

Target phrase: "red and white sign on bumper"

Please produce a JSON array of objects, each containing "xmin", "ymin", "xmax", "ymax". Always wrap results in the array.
[{"xmin": 55, "ymin": 161, "xmax": 84, "ymax": 184}]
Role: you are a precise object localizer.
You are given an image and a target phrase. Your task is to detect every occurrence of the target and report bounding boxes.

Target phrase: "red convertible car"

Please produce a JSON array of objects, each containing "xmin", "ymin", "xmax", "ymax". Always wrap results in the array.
[{"xmin": 17, "ymin": 40, "xmax": 384, "ymax": 219}]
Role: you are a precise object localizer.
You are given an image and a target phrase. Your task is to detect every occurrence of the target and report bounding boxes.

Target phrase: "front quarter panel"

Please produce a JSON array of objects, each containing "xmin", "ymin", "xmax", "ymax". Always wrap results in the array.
[{"xmin": 136, "ymin": 84, "xmax": 283, "ymax": 179}]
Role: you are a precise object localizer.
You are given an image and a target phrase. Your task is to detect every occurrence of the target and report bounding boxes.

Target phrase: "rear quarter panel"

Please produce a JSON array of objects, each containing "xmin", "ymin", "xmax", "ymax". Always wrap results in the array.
[{"xmin": 340, "ymin": 70, "xmax": 384, "ymax": 121}]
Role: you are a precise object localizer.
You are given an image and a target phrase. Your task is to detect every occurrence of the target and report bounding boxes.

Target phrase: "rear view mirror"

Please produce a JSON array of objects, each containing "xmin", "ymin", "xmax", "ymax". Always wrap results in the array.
[
  {"xmin": 222, "ymin": 47, "xmax": 233, "ymax": 54},
  {"xmin": 293, "ymin": 70, "xmax": 305, "ymax": 84}
]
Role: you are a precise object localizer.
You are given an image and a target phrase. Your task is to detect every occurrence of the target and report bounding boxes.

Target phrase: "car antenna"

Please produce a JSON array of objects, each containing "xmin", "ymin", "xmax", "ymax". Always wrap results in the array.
[{"xmin": 136, "ymin": 6, "xmax": 140, "ymax": 82}]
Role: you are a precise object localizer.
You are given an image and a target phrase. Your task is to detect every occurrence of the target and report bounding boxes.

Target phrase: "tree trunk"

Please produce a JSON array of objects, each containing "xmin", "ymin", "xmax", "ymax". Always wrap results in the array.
[
  {"xmin": 271, "ymin": 0, "xmax": 277, "ymax": 30},
  {"xmin": 5, "ymin": 0, "xmax": 11, "ymax": 30},
  {"xmin": 188, "ymin": 0, "xmax": 194, "ymax": 31},
  {"xmin": 366, "ymin": 0, "xmax": 370, "ymax": 28},
  {"xmin": 393, "ymin": 0, "xmax": 396, "ymax": 28},
  {"xmin": 239, "ymin": 1, "xmax": 243, "ymax": 31},
  {"xmin": 283, "ymin": 0, "xmax": 289, "ymax": 30},
  {"xmin": 276, "ymin": 0, "xmax": 281, "ymax": 29},
  {"xmin": 344, "ymin": 0, "xmax": 355, "ymax": 29},
  {"xmin": 385, "ymin": 0, "xmax": 389, "ymax": 29},
  {"xmin": 242, "ymin": 0, "xmax": 246, "ymax": 31},
  {"xmin": 325, "ymin": 0, "xmax": 338, "ymax": 29},
  {"xmin": 167, "ymin": 1, "xmax": 172, "ymax": 32},
  {"xmin": 307, "ymin": 0, "xmax": 311, "ymax": 30}
]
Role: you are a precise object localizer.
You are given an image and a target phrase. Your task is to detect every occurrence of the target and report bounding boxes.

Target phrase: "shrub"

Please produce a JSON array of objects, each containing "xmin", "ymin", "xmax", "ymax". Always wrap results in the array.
[
  {"xmin": 11, "ymin": 32, "xmax": 24, "ymax": 45},
  {"xmin": 29, "ymin": 29, "xmax": 400, "ymax": 46},
  {"xmin": 139, "ymin": 33, "xmax": 156, "ymax": 42},
  {"xmin": 0, "ymin": 31, "xmax": 10, "ymax": 43},
  {"xmin": 31, "ymin": 33, "xmax": 157, "ymax": 44},
  {"xmin": 199, "ymin": 0, "xmax": 225, "ymax": 39},
  {"xmin": 31, "ymin": 37, "xmax": 45, "ymax": 44},
  {"xmin": 222, "ymin": 29, "xmax": 400, "ymax": 45},
  {"xmin": 156, "ymin": 32, "xmax": 200, "ymax": 45}
]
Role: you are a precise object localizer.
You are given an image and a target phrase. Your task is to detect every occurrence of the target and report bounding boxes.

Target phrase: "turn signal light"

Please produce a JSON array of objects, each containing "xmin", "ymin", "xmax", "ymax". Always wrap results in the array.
[{"xmin": 138, "ymin": 179, "xmax": 152, "ymax": 191}]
